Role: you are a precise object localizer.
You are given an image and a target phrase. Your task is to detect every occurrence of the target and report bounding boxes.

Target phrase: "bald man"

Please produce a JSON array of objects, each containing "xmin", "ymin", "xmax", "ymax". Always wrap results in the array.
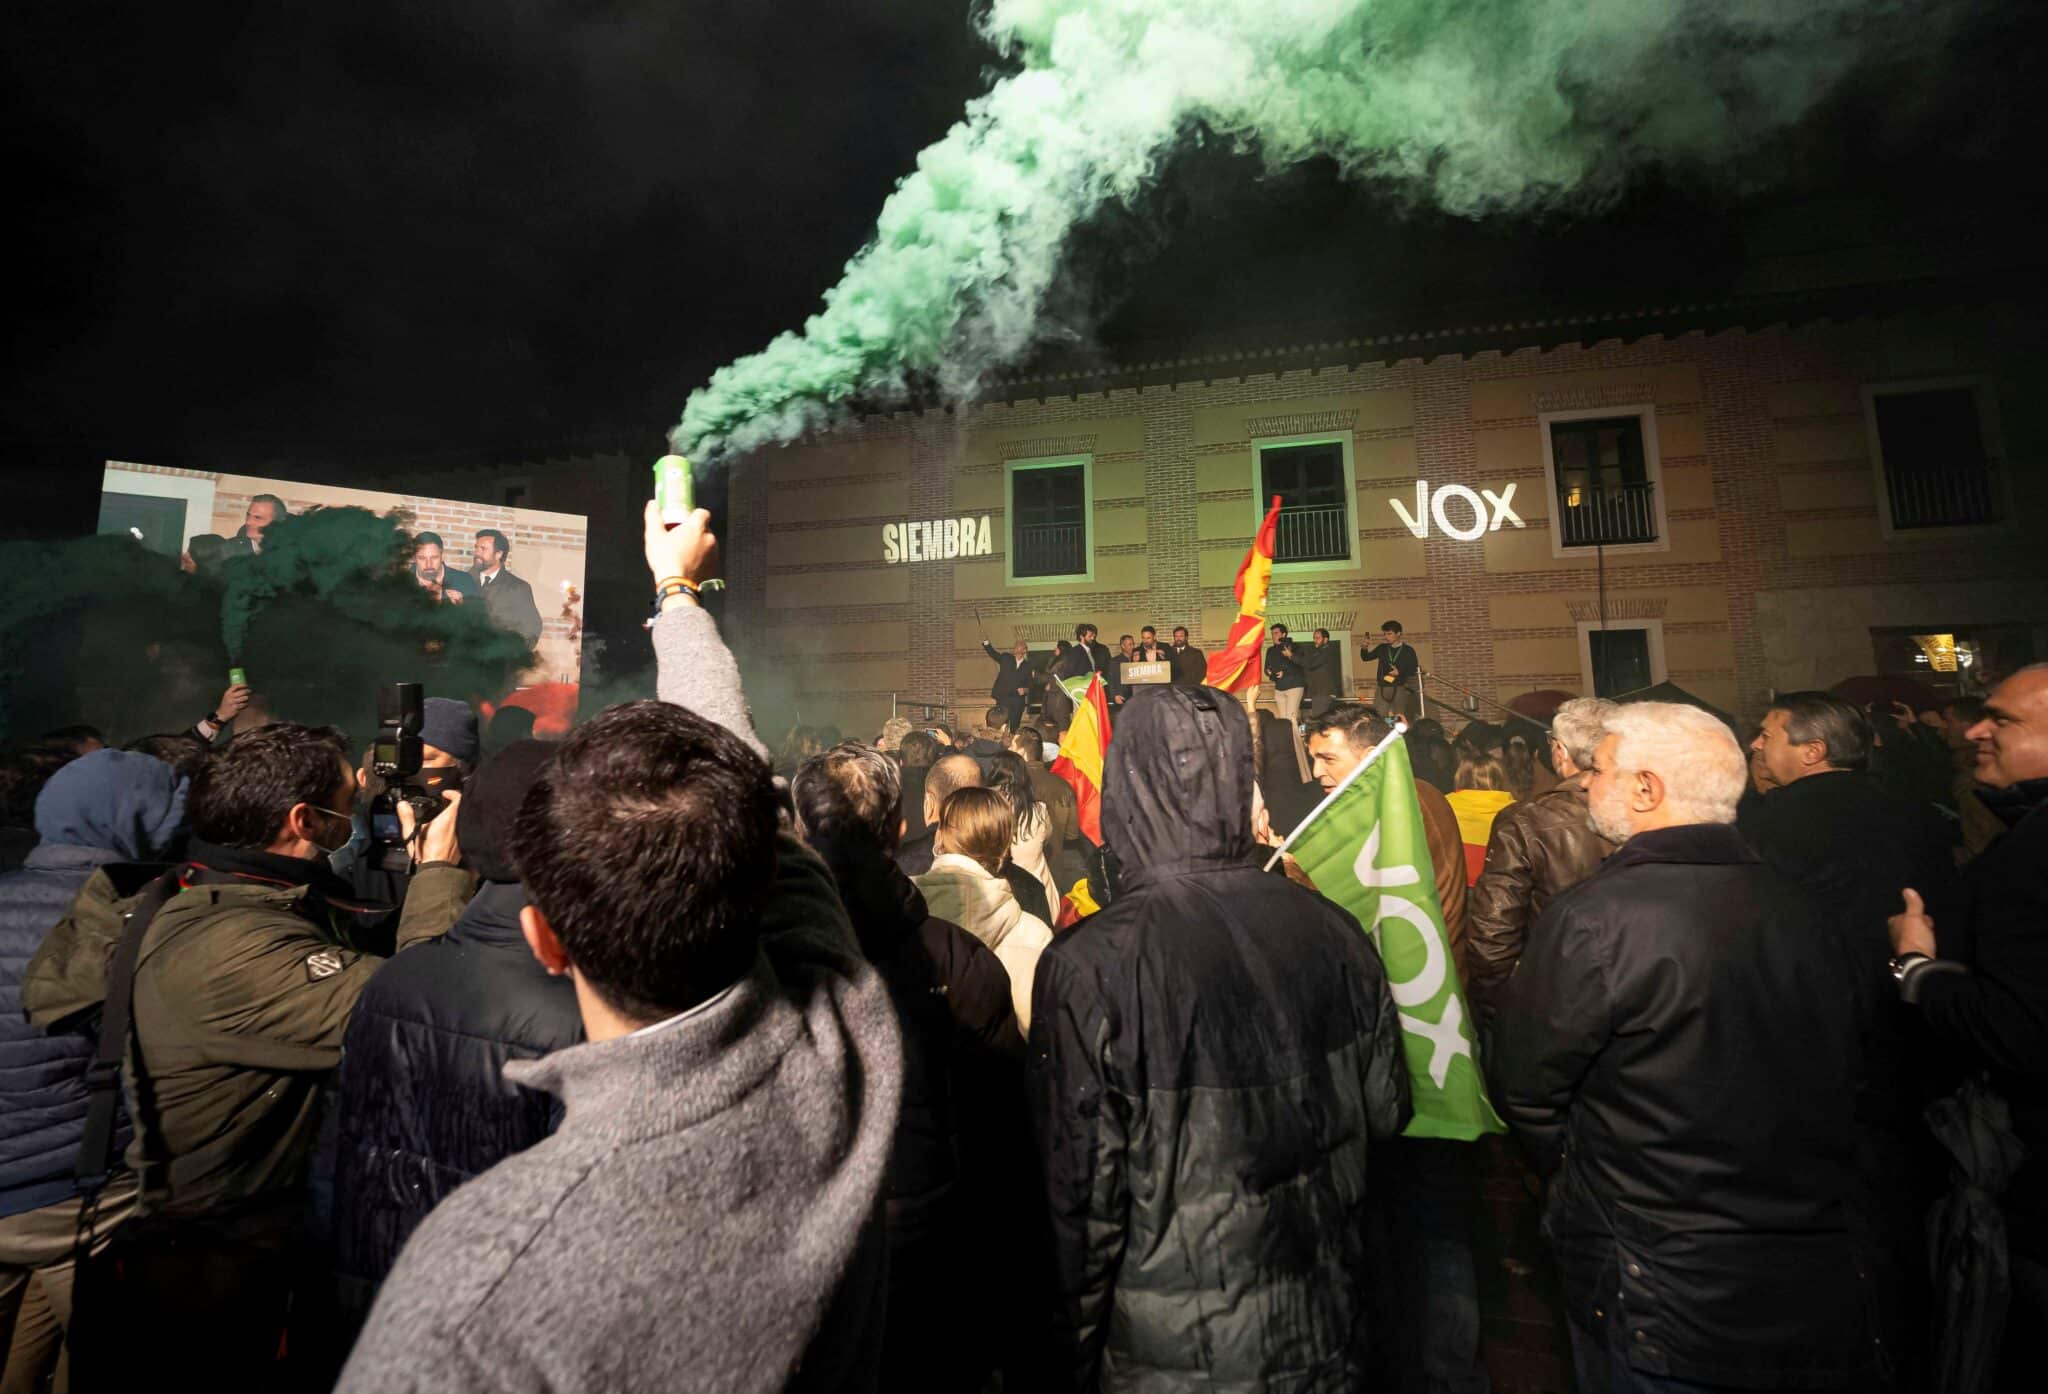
[{"xmin": 1890, "ymin": 665, "xmax": 2048, "ymax": 1377}]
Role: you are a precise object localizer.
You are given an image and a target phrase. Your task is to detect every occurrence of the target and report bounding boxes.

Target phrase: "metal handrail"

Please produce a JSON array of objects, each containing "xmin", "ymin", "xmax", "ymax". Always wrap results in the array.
[
  {"xmin": 1274, "ymin": 502, "xmax": 1351, "ymax": 562},
  {"xmin": 1013, "ymin": 522, "xmax": 1087, "ymax": 577},
  {"xmin": 891, "ymin": 696, "xmax": 950, "ymax": 724},
  {"xmin": 1558, "ymin": 481, "xmax": 1657, "ymax": 547},
  {"xmin": 1886, "ymin": 459, "xmax": 2002, "ymax": 529},
  {"xmin": 1416, "ymin": 670, "xmax": 1552, "ymax": 735}
]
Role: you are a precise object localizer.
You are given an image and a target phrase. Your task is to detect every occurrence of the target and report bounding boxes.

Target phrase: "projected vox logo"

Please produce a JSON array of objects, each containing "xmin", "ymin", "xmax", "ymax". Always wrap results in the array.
[{"xmin": 1387, "ymin": 481, "xmax": 1524, "ymax": 541}]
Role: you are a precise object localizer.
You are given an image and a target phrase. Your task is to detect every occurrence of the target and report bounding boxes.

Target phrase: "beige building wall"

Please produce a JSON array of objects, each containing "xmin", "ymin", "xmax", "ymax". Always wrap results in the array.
[{"xmin": 721, "ymin": 314, "xmax": 2045, "ymax": 741}]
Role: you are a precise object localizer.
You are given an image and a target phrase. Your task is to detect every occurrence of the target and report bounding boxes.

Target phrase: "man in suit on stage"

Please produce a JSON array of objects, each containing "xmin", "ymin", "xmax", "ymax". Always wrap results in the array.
[
  {"xmin": 983, "ymin": 638, "xmax": 1033, "ymax": 732},
  {"xmin": 470, "ymin": 528, "xmax": 544, "ymax": 649}
]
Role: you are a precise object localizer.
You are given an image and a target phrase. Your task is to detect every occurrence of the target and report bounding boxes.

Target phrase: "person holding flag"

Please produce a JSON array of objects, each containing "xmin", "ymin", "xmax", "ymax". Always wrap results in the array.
[
  {"xmin": 1279, "ymin": 703, "xmax": 1503, "ymax": 1394},
  {"xmin": 1029, "ymin": 683, "xmax": 1411, "ymax": 1390},
  {"xmin": 1050, "ymin": 666, "xmax": 1113, "ymax": 848},
  {"xmin": 1204, "ymin": 497, "xmax": 1283, "ymax": 698}
]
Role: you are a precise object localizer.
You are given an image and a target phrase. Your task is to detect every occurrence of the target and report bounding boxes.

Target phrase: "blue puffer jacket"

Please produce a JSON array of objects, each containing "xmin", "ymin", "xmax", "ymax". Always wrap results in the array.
[
  {"xmin": 0, "ymin": 750, "xmax": 185, "ymax": 1219},
  {"xmin": 320, "ymin": 878, "xmax": 581, "ymax": 1331}
]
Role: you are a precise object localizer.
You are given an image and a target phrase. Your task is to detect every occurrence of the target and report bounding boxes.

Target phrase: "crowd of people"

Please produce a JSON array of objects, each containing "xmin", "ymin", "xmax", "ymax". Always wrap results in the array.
[{"xmin": 1, "ymin": 498, "xmax": 2043, "ymax": 1393}]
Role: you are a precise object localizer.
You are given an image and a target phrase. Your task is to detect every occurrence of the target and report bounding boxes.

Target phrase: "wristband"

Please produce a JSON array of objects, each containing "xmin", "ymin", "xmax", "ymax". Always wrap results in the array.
[{"xmin": 655, "ymin": 578, "xmax": 700, "ymax": 603}]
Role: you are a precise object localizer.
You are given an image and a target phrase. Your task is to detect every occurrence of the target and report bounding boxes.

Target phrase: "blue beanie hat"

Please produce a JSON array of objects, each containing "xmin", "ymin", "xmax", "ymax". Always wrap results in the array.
[{"xmin": 420, "ymin": 698, "xmax": 481, "ymax": 765}]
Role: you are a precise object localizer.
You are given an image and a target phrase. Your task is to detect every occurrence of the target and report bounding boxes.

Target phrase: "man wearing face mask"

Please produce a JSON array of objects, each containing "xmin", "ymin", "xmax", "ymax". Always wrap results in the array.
[{"xmin": 105, "ymin": 722, "xmax": 468, "ymax": 1379}]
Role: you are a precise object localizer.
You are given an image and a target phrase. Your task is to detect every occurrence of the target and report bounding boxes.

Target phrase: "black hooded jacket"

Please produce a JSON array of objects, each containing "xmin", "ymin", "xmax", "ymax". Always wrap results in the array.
[
  {"xmin": 324, "ymin": 880, "xmax": 581, "ymax": 1323},
  {"xmin": 1028, "ymin": 684, "xmax": 1411, "ymax": 1392}
]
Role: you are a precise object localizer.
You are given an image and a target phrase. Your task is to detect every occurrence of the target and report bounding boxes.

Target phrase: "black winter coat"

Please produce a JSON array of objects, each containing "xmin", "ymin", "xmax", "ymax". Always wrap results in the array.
[
  {"xmin": 326, "ymin": 880, "xmax": 580, "ymax": 1319},
  {"xmin": 1263, "ymin": 644, "xmax": 1305, "ymax": 692},
  {"xmin": 1491, "ymin": 824, "xmax": 1874, "ymax": 1389},
  {"xmin": 1909, "ymin": 778, "xmax": 2048, "ymax": 1258},
  {"xmin": 983, "ymin": 643, "xmax": 1033, "ymax": 704},
  {"xmin": 1293, "ymin": 641, "xmax": 1343, "ymax": 705},
  {"xmin": 1737, "ymin": 769, "xmax": 1958, "ymax": 1131},
  {"xmin": 0, "ymin": 845, "xmax": 133, "ymax": 1218},
  {"xmin": 811, "ymin": 835, "xmax": 1037, "ymax": 1389},
  {"xmin": 1028, "ymin": 684, "xmax": 1411, "ymax": 1392}
]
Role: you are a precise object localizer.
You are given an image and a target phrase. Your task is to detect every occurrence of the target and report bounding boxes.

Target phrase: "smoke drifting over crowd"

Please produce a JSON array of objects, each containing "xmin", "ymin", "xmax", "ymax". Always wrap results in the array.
[
  {"xmin": 0, "ymin": 509, "xmax": 533, "ymax": 745},
  {"xmin": 674, "ymin": 0, "xmax": 1912, "ymax": 461}
]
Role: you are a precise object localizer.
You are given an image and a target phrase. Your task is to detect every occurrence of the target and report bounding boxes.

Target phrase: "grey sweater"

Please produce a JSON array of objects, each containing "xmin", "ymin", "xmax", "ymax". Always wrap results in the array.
[
  {"xmin": 337, "ymin": 602, "xmax": 903, "ymax": 1393},
  {"xmin": 653, "ymin": 601, "xmax": 768, "ymax": 761}
]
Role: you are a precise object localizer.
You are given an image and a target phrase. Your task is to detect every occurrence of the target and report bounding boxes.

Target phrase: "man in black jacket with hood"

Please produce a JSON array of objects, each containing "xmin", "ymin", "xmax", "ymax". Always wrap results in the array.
[
  {"xmin": 323, "ymin": 739, "xmax": 576, "ymax": 1341},
  {"xmin": 1029, "ymin": 683, "xmax": 1411, "ymax": 1391},
  {"xmin": 1493, "ymin": 702, "xmax": 1873, "ymax": 1394},
  {"xmin": 792, "ymin": 742, "xmax": 1033, "ymax": 1392}
]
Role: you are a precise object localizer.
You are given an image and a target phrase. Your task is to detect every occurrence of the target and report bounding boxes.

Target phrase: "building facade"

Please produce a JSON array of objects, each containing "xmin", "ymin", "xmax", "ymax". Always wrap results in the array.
[{"xmin": 722, "ymin": 300, "xmax": 2047, "ymax": 740}]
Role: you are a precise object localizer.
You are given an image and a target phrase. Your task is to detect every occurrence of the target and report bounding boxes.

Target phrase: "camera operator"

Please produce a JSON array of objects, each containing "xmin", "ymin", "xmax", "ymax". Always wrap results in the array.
[
  {"xmin": 67, "ymin": 721, "xmax": 469, "ymax": 1382},
  {"xmin": 331, "ymin": 698, "xmax": 478, "ymax": 939}
]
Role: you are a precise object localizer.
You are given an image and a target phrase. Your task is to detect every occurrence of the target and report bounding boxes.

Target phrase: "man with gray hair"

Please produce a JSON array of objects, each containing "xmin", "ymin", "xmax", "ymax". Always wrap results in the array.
[
  {"xmin": 1491, "ymin": 703, "xmax": 1874, "ymax": 1393},
  {"xmin": 1466, "ymin": 697, "xmax": 1619, "ymax": 1024}
]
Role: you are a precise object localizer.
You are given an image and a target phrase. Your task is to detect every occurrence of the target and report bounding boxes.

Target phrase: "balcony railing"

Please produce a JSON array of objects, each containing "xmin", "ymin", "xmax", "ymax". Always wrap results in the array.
[
  {"xmin": 1558, "ymin": 481, "xmax": 1658, "ymax": 547},
  {"xmin": 1275, "ymin": 503, "xmax": 1351, "ymax": 562},
  {"xmin": 1885, "ymin": 461, "xmax": 2003, "ymax": 530},
  {"xmin": 1013, "ymin": 522, "xmax": 1087, "ymax": 578}
]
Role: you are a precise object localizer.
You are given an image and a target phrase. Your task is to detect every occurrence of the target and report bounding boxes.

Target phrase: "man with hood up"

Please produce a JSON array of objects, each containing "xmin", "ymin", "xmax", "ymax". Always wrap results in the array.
[
  {"xmin": 1, "ymin": 750, "xmax": 186, "ymax": 1388},
  {"xmin": 1028, "ymin": 683, "xmax": 1412, "ymax": 1390}
]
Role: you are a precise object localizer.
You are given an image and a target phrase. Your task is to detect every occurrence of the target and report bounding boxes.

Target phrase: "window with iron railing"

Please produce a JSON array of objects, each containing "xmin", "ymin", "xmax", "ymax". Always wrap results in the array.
[
  {"xmin": 1259, "ymin": 441, "xmax": 1351, "ymax": 563},
  {"xmin": 1871, "ymin": 386, "xmax": 2004, "ymax": 530},
  {"xmin": 1550, "ymin": 416, "xmax": 1660, "ymax": 547},
  {"xmin": 1010, "ymin": 463, "xmax": 1089, "ymax": 578}
]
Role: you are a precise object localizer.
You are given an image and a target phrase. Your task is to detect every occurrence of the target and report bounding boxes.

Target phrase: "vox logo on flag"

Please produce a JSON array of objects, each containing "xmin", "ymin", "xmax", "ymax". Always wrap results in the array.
[{"xmin": 1266, "ymin": 727, "xmax": 1504, "ymax": 1141}]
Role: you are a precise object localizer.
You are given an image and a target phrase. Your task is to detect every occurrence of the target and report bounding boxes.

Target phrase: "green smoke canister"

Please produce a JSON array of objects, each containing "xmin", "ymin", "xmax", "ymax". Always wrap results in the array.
[
  {"xmin": 654, "ymin": 455, "xmax": 695, "ymax": 529},
  {"xmin": 228, "ymin": 666, "xmax": 247, "ymax": 687}
]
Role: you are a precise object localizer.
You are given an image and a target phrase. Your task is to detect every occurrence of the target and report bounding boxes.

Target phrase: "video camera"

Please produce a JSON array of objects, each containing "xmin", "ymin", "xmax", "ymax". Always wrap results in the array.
[{"xmin": 368, "ymin": 682, "xmax": 463, "ymax": 872}]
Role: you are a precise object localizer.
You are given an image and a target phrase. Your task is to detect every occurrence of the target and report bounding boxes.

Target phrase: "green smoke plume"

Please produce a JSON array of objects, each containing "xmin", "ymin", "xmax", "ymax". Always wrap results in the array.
[{"xmin": 675, "ymin": 0, "xmax": 1908, "ymax": 459}]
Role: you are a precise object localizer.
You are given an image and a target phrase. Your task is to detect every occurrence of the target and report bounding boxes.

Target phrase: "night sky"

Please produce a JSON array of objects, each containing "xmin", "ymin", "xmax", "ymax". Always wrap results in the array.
[{"xmin": 6, "ymin": 0, "xmax": 2045, "ymax": 540}]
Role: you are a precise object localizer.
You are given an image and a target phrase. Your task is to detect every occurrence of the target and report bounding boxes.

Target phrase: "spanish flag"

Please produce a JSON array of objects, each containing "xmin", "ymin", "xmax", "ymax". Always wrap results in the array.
[
  {"xmin": 1052, "ymin": 671, "xmax": 1113, "ymax": 845},
  {"xmin": 1204, "ymin": 495, "xmax": 1283, "ymax": 693}
]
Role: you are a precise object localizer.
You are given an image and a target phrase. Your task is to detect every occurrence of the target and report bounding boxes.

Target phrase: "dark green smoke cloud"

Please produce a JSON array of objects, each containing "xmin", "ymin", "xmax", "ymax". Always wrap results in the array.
[
  {"xmin": 675, "ymin": 0, "xmax": 1915, "ymax": 459},
  {"xmin": 2, "ymin": 508, "xmax": 532, "ymax": 745}
]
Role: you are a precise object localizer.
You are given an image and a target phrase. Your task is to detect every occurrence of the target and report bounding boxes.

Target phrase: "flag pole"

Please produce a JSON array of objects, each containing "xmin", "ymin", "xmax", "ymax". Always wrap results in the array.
[{"xmin": 1263, "ymin": 719, "xmax": 1406, "ymax": 871}]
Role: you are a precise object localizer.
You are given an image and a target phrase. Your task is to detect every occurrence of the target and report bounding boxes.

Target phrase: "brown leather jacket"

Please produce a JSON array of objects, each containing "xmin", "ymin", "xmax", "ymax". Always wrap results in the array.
[{"xmin": 1465, "ymin": 773, "xmax": 1614, "ymax": 1022}]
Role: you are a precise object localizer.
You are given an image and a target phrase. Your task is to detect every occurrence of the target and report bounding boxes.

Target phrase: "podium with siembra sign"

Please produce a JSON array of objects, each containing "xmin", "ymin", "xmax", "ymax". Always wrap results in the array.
[{"xmin": 1119, "ymin": 660, "xmax": 1171, "ymax": 686}]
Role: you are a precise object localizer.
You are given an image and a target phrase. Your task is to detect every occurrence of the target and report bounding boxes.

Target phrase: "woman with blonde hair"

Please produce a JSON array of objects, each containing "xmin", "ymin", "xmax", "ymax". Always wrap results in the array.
[
  {"xmin": 1447, "ymin": 749, "xmax": 1517, "ymax": 886},
  {"xmin": 915, "ymin": 787, "xmax": 1054, "ymax": 1031}
]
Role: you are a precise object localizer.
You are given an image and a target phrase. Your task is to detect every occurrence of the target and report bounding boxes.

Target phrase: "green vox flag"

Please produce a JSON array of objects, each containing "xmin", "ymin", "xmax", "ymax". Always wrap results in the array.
[{"xmin": 1276, "ymin": 730, "xmax": 1505, "ymax": 1141}]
